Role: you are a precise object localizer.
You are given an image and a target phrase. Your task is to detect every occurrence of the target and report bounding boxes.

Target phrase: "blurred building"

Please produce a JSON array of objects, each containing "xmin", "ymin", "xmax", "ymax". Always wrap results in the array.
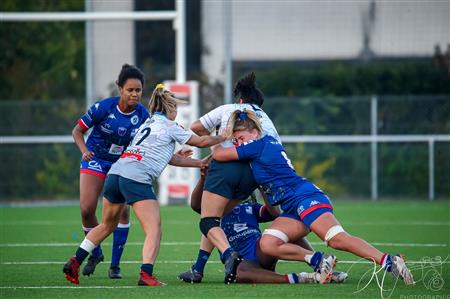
[{"xmin": 91, "ymin": 0, "xmax": 449, "ymax": 96}]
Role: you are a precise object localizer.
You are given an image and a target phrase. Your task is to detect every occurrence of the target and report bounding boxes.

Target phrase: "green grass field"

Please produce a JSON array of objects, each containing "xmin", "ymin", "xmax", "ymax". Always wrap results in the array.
[{"xmin": 0, "ymin": 201, "xmax": 449, "ymax": 299}]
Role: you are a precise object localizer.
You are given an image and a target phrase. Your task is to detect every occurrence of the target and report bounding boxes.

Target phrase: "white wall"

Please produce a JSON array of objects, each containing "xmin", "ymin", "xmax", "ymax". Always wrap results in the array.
[
  {"xmin": 92, "ymin": 0, "xmax": 135, "ymax": 100},
  {"xmin": 202, "ymin": 0, "xmax": 450, "ymax": 82}
]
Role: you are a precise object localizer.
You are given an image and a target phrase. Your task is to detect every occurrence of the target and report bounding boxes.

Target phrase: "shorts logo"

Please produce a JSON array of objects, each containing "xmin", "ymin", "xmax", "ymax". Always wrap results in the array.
[
  {"xmin": 118, "ymin": 127, "xmax": 127, "ymax": 136},
  {"xmin": 310, "ymin": 200, "xmax": 320, "ymax": 206},
  {"xmin": 87, "ymin": 161, "xmax": 102, "ymax": 172},
  {"xmin": 131, "ymin": 115, "xmax": 139, "ymax": 125},
  {"xmin": 297, "ymin": 205, "xmax": 305, "ymax": 215}
]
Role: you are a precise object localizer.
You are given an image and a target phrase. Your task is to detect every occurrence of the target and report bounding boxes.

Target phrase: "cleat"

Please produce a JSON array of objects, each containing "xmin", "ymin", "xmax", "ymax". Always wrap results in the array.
[
  {"xmin": 318, "ymin": 253, "xmax": 337, "ymax": 284},
  {"xmin": 391, "ymin": 255, "xmax": 414, "ymax": 285},
  {"xmin": 224, "ymin": 251, "xmax": 242, "ymax": 284},
  {"xmin": 330, "ymin": 271, "xmax": 348, "ymax": 283},
  {"xmin": 82, "ymin": 254, "xmax": 104, "ymax": 276},
  {"xmin": 138, "ymin": 271, "xmax": 164, "ymax": 286},
  {"xmin": 298, "ymin": 272, "xmax": 321, "ymax": 284},
  {"xmin": 178, "ymin": 268, "xmax": 203, "ymax": 283},
  {"xmin": 108, "ymin": 266, "xmax": 122, "ymax": 279},
  {"xmin": 63, "ymin": 257, "xmax": 80, "ymax": 285}
]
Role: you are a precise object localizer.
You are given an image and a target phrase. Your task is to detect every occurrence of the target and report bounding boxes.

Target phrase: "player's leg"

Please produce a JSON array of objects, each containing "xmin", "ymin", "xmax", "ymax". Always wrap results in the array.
[
  {"xmin": 79, "ymin": 172, "xmax": 106, "ymax": 276},
  {"xmin": 292, "ymin": 236, "xmax": 348, "ymax": 283},
  {"xmin": 178, "ymin": 235, "xmax": 214, "ymax": 283},
  {"xmin": 63, "ymin": 197, "xmax": 123, "ymax": 284},
  {"xmin": 309, "ymin": 212, "xmax": 414, "ymax": 285},
  {"xmin": 109, "ymin": 205, "xmax": 130, "ymax": 279},
  {"xmin": 237, "ymin": 260, "xmax": 319, "ymax": 284},
  {"xmin": 132, "ymin": 199, "xmax": 163, "ymax": 286},
  {"xmin": 259, "ymin": 216, "xmax": 312, "ymax": 261}
]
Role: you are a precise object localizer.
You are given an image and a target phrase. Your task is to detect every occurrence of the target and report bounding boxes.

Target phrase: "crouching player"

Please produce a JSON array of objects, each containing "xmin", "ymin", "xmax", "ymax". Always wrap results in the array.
[{"xmin": 178, "ymin": 169, "xmax": 348, "ymax": 284}]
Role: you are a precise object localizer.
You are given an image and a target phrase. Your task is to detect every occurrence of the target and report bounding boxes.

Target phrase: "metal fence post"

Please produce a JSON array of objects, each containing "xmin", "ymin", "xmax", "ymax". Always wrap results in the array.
[
  {"xmin": 429, "ymin": 139, "xmax": 435, "ymax": 200},
  {"xmin": 371, "ymin": 95, "xmax": 378, "ymax": 200}
]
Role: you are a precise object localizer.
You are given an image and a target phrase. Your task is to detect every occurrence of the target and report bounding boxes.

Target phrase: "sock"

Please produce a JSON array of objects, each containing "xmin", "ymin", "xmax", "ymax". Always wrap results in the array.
[
  {"xmin": 308, "ymin": 252, "xmax": 323, "ymax": 272},
  {"xmin": 75, "ymin": 247, "xmax": 90, "ymax": 264},
  {"xmin": 380, "ymin": 253, "xmax": 392, "ymax": 272},
  {"xmin": 75, "ymin": 238, "xmax": 96, "ymax": 264},
  {"xmin": 111, "ymin": 223, "xmax": 130, "ymax": 268},
  {"xmin": 192, "ymin": 249, "xmax": 211, "ymax": 274},
  {"xmin": 220, "ymin": 247, "xmax": 233, "ymax": 264},
  {"xmin": 141, "ymin": 263, "xmax": 154, "ymax": 275},
  {"xmin": 83, "ymin": 226, "xmax": 103, "ymax": 258},
  {"xmin": 284, "ymin": 273, "xmax": 300, "ymax": 284}
]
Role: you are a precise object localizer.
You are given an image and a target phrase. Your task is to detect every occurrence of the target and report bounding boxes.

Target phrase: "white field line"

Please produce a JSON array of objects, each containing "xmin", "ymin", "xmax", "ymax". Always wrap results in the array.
[
  {"xmin": 1, "ymin": 220, "xmax": 449, "ymax": 226},
  {"xmin": 0, "ymin": 241, "xmax": 447, "ymax": 248},
  {"xmin": 2, "ymin": 260, "xmax": 449, "ymax": 265}
]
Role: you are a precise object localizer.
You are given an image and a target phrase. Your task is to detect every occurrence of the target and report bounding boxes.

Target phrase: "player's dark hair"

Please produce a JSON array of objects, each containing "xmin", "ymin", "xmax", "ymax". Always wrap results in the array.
[
  {"xmin": 116, "ymin": 63, "xmax": 145, "ymax": 87},
  {"xmin": 233, "ymin": 72, "xmax": 264, "ymax": 107},
  {"xmin": 148, "ymin": 84, "xmax": 184, "ymax": 115}
]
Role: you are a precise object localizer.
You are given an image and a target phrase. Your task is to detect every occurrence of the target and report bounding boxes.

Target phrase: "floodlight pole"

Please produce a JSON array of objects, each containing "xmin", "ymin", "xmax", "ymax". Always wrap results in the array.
[
  {"xmin": 85, "ymin": 0, "xmax": 94, "ymax": 110},
  {"xmin": 175, "ymin": 0, "xmax": 186, "ymax": 83},
  {"xmin": 224, "ymin": 0, "xmax": 233, "ymax": 104}
]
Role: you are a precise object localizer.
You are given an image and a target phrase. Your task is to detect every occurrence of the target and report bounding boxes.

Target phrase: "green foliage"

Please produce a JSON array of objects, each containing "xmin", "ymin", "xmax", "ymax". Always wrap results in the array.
[
  {"xmin": 291, "ymin": 144, "xmax": 342, "ymax": 195},
  {"xmin": 35, "ymin": 144, "xmax": 79, "ymax": 198},
  {"xmin": 0, "ymin": 0, "xmax": 85, "ymax": 102}
]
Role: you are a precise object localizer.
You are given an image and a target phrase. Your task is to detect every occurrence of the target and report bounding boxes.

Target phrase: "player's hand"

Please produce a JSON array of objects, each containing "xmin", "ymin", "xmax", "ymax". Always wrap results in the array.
[
  {"xmin": 82, "ymin": 151, "xmax": 94, "ymax": 161},
  {"xmin": 176, "ymin": 148, "xmax": 193, "ymax": 158}
]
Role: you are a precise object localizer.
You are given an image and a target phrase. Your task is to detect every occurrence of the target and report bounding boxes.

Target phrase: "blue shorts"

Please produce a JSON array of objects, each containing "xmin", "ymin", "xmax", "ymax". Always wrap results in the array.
[
  {"xmin": 280, "ymin": 182, "xmax": 333, "ymax": 228},
  {"xmin": 80, "ymin": 157, "xmax": 113, "ymax": 179},
  {"xmin": 104, "ymin": 174, "xmax": 157, "ymax": 205},
  {"xmin": 204, "ymin": 160, "xmax": 258, "ymax": 200},
  {"xmin": 236, "ymin": 236, "xmax": 259, "ymax": 261}
]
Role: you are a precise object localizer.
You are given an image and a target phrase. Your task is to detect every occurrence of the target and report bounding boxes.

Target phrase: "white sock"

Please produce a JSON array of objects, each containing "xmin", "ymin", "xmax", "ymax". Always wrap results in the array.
[
  {"xmin": 304, "ymin": 254, "xmax": 313, "ymax": 264},
  {"xmin": 80, "ymin": 238, "xmax": 96, "ymax": 253}
]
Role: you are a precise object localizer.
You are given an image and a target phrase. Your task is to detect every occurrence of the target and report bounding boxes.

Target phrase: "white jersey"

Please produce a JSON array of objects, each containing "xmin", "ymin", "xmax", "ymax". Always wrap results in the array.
[
  {"xmin": 109, "ymin": 113, "xmax": 192, "ymax": 184},
  {"xmin": 199, "ymin": 103, "xmax": 280, "ymax": 147}
]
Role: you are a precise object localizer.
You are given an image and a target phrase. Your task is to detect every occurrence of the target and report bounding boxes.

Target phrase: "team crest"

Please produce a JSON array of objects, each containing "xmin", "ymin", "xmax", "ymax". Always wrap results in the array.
[
  {"xmin": 118, "ymin": 127, "xmax": 127, "ymax": 136},
  {"xmin": 131, "ymin": 115, "xmax": 139, "ymax": 125}
]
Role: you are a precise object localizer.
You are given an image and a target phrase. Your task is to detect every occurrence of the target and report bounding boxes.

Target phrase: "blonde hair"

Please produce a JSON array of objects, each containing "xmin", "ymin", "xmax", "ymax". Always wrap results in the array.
[
  {"xmin": 147, "ymin": 84, "xmax": 185, "ymax": 115},
  {"xmin": 227, "ymin": 109, "xmax": 263, "ymax": 138}
]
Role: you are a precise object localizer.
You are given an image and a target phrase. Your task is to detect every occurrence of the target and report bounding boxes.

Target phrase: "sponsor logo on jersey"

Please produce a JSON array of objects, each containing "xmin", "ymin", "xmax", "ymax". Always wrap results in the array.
[
  {"xmin": 131, "ymin": 115, "xmax": 139, "ymax": 125},
  {"xmin": 88, "ymin": 161, "xmax": 103, "ymax": 172},
  {"xmin": 100, "ymin": 125, "xmax": 113, "ymax": 134},
  {"xmin": 120, "ymin": 148, "xmax": 144, "ymax": 161},
  {"xmin": 117, "ymin": 127, "xmax": 127, "ymax": 136},
  {"xmin": 245, "ymin": 206, "xmax": 253, "ymax": 215}
]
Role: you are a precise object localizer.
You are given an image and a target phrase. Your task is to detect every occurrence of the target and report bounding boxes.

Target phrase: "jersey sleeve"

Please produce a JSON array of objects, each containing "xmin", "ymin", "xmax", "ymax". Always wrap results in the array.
[
  {"xmin": 235, "ymin": 139, "xmax": 263, "ymax": 161},
  {"xmin": 169, "ymin": 122, "xmax": 193, "ymax": 145},
  {"xmin": 253, "ymin": 203, "xmax": 277, "ymax": 223},
  {"xmin": 78, "ymin": 100, "xmax": 108, "ymax": 131},
  {"xmin": 199, "ymin": 105, "xmax": 225, "ymax": 132}
]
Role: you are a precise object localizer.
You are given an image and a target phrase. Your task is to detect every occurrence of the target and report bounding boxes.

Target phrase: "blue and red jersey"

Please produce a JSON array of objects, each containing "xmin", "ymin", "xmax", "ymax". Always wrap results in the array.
[{"xmin": 78, "ymin": 96, "xmax": 149, "ymax": 162}]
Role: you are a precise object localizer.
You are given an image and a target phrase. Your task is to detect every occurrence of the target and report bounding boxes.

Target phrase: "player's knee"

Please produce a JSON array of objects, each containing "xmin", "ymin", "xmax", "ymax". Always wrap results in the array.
[
  {"xmin": 260, "ymin": 229, "xmax": 288, "ymax": 255},
  {"xmin": 324, "ymin": 225, "xmax": 346, "ymax": 249},
  {"xmin": 80, "ymin": 208, "xmax": 96, "ymax": 223},
  {"xmin": 199, "ymin": 217, "xmax": 221, "ymax": 237}
]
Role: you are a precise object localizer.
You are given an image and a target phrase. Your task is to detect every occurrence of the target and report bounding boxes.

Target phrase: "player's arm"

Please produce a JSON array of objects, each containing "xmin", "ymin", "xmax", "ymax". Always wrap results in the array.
[
  {"xmin": 185, "ymin": 134, "xmax": 226, "ymax": 148},
  {"xmin": 168, "ymin": 154, "xmax": 202, "ymax": 168},
  {"xmin": 72, "ymin": 124, "xmax": 94, "ymax": 161},
  {"xmin": 191, "ymin": 120, "xmax": 211, "ymax": 136},
  {"xmin": 211, "ymin": 145, "xmax": 239, "ymax": 161},
  {"xmin": 258, "ymin": 188, "xmax": 280, "ymax": 219}
]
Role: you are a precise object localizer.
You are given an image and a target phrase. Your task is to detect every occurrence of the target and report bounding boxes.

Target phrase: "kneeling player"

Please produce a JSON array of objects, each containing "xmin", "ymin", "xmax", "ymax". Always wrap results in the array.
[{"xmin": 178, "ymin": 170, "xmax": 347, "ymax": 284}]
